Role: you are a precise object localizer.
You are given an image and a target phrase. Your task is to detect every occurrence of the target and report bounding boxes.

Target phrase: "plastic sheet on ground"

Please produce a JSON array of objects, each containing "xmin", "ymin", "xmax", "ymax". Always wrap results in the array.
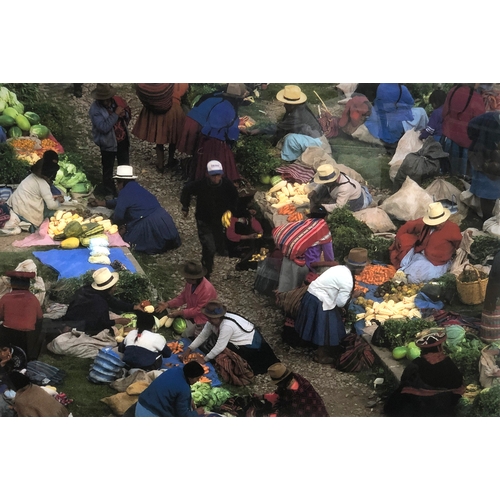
[
  {"xmin": 161, "ymin": 338, "xmax": 221, "ymax": 387},
  {"xmin": 33, "ymin": 247, "xmax": 137, "ymax": 279}
]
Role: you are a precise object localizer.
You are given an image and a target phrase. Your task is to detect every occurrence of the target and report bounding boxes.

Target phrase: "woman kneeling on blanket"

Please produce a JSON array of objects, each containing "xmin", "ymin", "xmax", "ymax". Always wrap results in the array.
[{"xmin": 179, "ymin": 301, "xmax": 279, "ymax": 375}]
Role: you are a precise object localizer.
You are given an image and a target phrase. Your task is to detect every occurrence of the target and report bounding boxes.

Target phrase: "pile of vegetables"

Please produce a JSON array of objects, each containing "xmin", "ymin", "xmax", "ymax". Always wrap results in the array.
[
  {"xmin": 374, "ymin": 281, "xmax": 423, "ymax": 300},
  {"xmin": 0, "ymin": 85, "xmax": 51, "ymax": 141},
  {"xmin": 356, "ymin": 295, "xmax": 422, "ymax": 326},
  {"xmin": 55, "ymin": 156, "xmax": 92, "ymax": 194},
  {"xmin": 0, "ymin": 141, "xmax": 31, "ymax": 184},
  {"xmin": 190, "ymin": 382, "xmax": 232, "ymax": 412},
  {"xmin": 327, "ymin": 207, "xmax": 392, "ymax": 263},
  {"xmin": 382, "ymin": 318, "xmax": 437, "ymax": 350},
  {"xmin": 444, "ymin": 333, "xmax": 485, "ymax": 385},
  {"xmin": 458, "ymin": 385, "xmax": 500, "ymax": 417},
  {"xmin": 469, "ymin": 235, "xmax": 500, "ymax": 265},
  {"xmin": 265, "ymin": 179, "xmax": 310, "ymax": 210}
]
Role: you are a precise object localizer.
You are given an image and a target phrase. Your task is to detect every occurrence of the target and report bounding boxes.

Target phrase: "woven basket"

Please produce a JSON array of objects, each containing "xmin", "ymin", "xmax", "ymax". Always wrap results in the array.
[{"xmin": 456, "ymin": 264, "xmax": 489, "ymax": 305}]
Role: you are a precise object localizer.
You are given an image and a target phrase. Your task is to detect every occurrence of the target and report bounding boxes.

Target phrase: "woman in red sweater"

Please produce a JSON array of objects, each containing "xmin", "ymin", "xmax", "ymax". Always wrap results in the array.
[{"xmin": 389, "ymin": 202, "xmax": 462, "ymax": 284}]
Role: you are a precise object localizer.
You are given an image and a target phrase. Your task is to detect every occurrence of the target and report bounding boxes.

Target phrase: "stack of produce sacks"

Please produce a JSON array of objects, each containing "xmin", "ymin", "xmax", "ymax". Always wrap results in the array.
[
  {"xmin": 88, "ymin": 236, "xmax": 111, "ymax": 265},
  {"xmin": 89, "ymin": 347, "xmax": 125, "ymax": 384}
]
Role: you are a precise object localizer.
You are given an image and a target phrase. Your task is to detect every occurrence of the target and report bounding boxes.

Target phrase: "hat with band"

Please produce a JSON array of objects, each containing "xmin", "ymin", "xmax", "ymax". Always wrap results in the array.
[
  {"xmin": 313, "ymin": 164, "xmax": 340, "ymax": 184},
  {"xmin": 91, "ymin": 268, "xmax": 119, "ymax": 291},
  {"xmin": 422, "ymin": 202, "xmax": 451, "ymax": 226},
  {"xmin": 276, "ymin": 85, "xmax": 307, "ymax": 105}
]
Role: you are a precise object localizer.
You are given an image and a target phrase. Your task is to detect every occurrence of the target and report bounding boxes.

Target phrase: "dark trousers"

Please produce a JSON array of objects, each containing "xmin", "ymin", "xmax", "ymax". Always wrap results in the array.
[
  {"xmin": 0, "ymin": 325, "xmax": 45, "ymax": 361},
  {"xmin": 101, "ymin": 139, "xmax": 130, "ymax": 195},
  {"xmin": 196, "ymin": 219, "xmax": 227, "ymax": 277}
]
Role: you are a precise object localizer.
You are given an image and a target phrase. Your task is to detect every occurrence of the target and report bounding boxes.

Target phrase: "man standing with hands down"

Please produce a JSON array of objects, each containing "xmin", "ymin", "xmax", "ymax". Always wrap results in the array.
[{"xmin": 180, "ymin": 160, "xmax": 239, "ymax": 280}]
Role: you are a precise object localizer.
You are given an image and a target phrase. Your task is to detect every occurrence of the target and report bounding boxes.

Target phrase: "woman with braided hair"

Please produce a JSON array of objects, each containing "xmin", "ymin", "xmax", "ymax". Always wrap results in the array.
[{"xmin": 132, "ymin": 83, "xmax": 189, "ymax": 173}]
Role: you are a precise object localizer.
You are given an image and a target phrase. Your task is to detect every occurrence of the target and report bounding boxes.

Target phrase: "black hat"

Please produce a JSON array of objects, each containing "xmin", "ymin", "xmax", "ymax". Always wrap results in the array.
[
  {"xmin": 183, "ymin": 361, "xmax": 204, "ymax": 379},
  {"xmin": 307, "ymin": 205, "xmax": 328, "ymax": 219}
]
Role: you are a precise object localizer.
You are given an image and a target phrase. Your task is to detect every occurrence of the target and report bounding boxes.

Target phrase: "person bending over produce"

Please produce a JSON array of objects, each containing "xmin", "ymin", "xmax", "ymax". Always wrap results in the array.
[
  {"xmin": 89, "ymin": 165, "xmax": 181, "ymax": 254},
  {"xmin": 388, "ymin": 202, "xmax": 462, "ymax": 284},
  {"xmin": 63, "ymin": 268, "xmax": 143, "ymax": 337},
  {"xmin": 155, "ymin": 260, "xmax": 218, "ymax": 339},
  {"xmin": 135, "ymin": 361, "xmax": 205, "ymax": 417},
  {"xmin": 384, "ymin": 330, "xmax": 465, "ymax": 417},
  {"xmin": 307, "ymin": 164, "xmax": 372, "ymax": 213},
  {"xmin": 294, "ymin": 248, "xmax": 367, "ymax": 364},
  {"xmin": 180, "ymin": 301, "xmax": 279, "ymax": 375},
  {"xmin": 118, "ymin": 311, "xmax": 172, "ymax": 371},
  {"xmin": 261, "ymin": 362, "xmax": 329, "ymax": 417},
  {"xmin": 7, "ymin": 158, "xmax": 63, "ymax": 231}
]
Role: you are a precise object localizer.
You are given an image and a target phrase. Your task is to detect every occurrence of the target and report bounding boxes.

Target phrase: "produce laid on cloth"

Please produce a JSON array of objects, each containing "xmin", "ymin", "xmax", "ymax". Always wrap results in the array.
[
  {"xmin": 355, "ymin": 294, "xmax": 422, "ymax": 326},
  {"xmin": 48, "ymin": 210, "xmax": 118, "ymax": 242},
  {"xmin": 190, "ymin": 382, "xmax": 232, "ymax": 412},
  {"xmin": 54, "ymin": 157, "xmax": 92, "ymax": 195},
  {"xmin": 355, "ymin": 264, "xmax": 397, "ymax": 286},
  {"xmin": 265, "ymin": 179, "xmax": 310, "ymax": 210}
]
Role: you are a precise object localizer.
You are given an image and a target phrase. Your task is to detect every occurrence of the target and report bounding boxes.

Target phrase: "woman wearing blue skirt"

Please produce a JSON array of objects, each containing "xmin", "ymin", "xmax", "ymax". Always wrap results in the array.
[{"xmin": 295, "ymin": 248, "xmax": 368, "ymax": 363}]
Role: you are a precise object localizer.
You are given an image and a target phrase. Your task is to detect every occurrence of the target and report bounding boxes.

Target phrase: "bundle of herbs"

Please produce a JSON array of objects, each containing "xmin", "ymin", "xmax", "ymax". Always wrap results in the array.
[
  {"xmin": 469, "ymin": 235, "xmax": 500, "ymax": 265},
  {"xmin": 382, "ymin": 317, "xmax": 437, "ymax": 350}
]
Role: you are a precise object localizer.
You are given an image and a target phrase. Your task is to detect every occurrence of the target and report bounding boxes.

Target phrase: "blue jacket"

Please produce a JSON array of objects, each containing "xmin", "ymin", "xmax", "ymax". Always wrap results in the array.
[
  {"xmin": 89, "ymin": 101, "xmax": 119, "ymax": 152},
  {"xmin": 138, "ymin": 367, "xmax": 200, "ymax": 417}
]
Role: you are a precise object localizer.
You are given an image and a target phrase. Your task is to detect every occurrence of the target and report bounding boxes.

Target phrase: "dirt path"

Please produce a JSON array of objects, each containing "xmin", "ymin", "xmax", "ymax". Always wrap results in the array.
[{"xmin": 3, "ymin": 83, "xmax": 384, "ymax": 417}]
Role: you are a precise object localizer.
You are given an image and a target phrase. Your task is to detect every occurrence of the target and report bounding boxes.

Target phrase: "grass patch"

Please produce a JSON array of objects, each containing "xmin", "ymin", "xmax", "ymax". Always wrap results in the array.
[{"xmin": 0, "ymin": 250, "xmax": 59, "ymax": 283}]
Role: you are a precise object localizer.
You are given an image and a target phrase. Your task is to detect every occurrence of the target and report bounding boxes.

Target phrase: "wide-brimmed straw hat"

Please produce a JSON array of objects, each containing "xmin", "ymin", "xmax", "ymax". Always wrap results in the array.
[
  {"xmin": 202, "ymin": 300, "xmax": 227, "ymax": 318},
  {"xmin": 415, "ymin": 330, "xmax": 447, "ymax": 349},
  {"xmin": 422, "ymin": 202, "xmax": 451, "ymax": 226},
  {"xmin": 113, "ymin": 165, "xmax": 138, "ymax": 180},
  {"xmin": 344, "ymin": 248, "xmax": 370, "ymax": 267},
  {"xmin": 222, "ymin": 83, "xmax": 247, "ymax": 99},
  {"xmin": 91, "ymin": 267, "xmax": 119, "ymax": 291},
  {"xmin": 313, "ymin": 164, "xmax": 340, "ymax": 184},
  {"xmin": 267, "ymin": 363, "xmax": 292, "ymax": 384},
  {"xmin": 91, "ymin": 83, "xmax": 116, "ymax": 100},
  {"xmin": 180, "ymin": 260, "xmax": 206, "ymax": 280},
  {"xmin": 276, "ymin": 85, "xmax": 307, "ymax": 105}
]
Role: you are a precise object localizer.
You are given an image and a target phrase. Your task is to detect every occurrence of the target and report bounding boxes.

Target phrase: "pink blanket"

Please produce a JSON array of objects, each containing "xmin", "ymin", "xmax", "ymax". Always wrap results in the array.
[{"xmin": 13, "ymin": 219, "xmax": 130, "ymax": 248}]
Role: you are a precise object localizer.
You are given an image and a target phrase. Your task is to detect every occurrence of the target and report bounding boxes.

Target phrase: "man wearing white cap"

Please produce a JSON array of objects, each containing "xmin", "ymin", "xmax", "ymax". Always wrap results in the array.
[
  {"xmin": 180, "ymin": 160, "xmax": 239, "ymax": 280},
  {"xmin": 389, "ymin": 201, "xmax": 462, "ymax": 284}
]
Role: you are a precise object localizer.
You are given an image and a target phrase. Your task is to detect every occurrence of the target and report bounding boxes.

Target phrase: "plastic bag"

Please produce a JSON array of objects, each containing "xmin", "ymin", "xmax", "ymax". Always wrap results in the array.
[
  {"xmin": 14, "ymin": 259, "xmax": 46, "ymax": 306},
  {"xmin": 380, "ymin": 177, "xmax": 434, "ymax": 222},
  {"xmin": 388, "ymin": 129, "xmax": 423, "ymax": 180},
  {"xmin": 483, "ymin": 212, "xmax": 500, "ymax": 237},
  {"xmin": 353, "ymin": 207, "xmax": 396, "ymax": 233},
  {"xmin": 0, "ymin": 210, "xmax": 21, "ymax": 236},
  {"xmin": 351, "ymin": 124, "xmax": 384, "ymax": 145}
]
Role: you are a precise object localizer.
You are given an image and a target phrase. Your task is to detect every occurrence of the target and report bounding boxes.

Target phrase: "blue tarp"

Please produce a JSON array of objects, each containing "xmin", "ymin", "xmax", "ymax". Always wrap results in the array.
[
  {"xmin": 161, "ymin": 338, "xmax": 222, "ymax": 387},
  {"xmin": 33, "ymin": 248, "xmax": 137, "ymax": 280}
]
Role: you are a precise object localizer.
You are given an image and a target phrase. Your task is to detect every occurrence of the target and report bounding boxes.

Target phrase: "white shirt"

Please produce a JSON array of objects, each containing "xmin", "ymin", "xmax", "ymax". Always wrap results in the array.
[
  {"xmin": 307, "ymin": 265, "xmax": 353, "ymax": 311},
  {"xmin": 7, "ymin": 173, "xmax": 60, "ymax": 227},
  {"xmin": 319, "ymin": 174, "xmax": 362, "ymax": 212},
  {"xmin": 123, "ymin": 329, "xmax": 167, "ymax": 353},
  {"xmin": 189, "ymin": 312, "xmax": 255, "ymax": 361}
]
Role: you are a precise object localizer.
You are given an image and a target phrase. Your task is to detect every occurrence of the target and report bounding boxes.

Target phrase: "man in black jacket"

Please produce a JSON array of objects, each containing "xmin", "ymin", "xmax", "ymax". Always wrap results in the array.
[{"xmin": 180, "ymin": 160, "xmax": 239, "ymax": 280}]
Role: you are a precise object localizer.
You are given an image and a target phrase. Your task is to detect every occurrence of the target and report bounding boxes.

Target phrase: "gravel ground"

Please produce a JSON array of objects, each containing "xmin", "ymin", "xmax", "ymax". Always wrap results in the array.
[{"xmin": 3, "ymin": 83, "xmax": 385, "ymax": 417}]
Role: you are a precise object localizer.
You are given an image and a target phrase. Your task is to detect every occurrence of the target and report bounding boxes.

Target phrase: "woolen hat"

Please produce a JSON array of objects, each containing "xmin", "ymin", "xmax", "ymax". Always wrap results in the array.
[
  {"xmin": 113, "ymin": 165, "xmax": 138, "ymax": 179},
  {"xmin": 207, "ymin": 160, "xmax": 224, "ymax": 176},
  {"xmin": 91, "ymin": 267, "xmax": 119, "ymax": 291},
  {"xmin": 276, "ymin": 85, "xmax": 307, "ymax": 105},
  {"xmin": 180, "ymin": 260, "xmax": 206, "ymax": 280},
  {"xmin": 5, "ymin": 271, "xmax": 36, "ymax": 279},
  {"xmin": 222, "ymin": 83, "xmax": 247, "ymax": 99},
  {"xmin": 344, "ymin": 248, "xmax": 370, "ymax": 267},
  {"xmin": 91, "ymin": 83, "xmax": 116, "ymax": 100},
  {"xmin": 422, "ymin": 202, "xmax": 451, "ymax": 226},
  {"xmin": 267, "ymin": 362, "xmax": 292, "ymax": 384},
  {"xmin": 313, "ymin": 164, "xmax": 340, "ymax": 184},
  {"xmin": 202, "ymin": 300, "xmax": 227, "ymax": 318}
]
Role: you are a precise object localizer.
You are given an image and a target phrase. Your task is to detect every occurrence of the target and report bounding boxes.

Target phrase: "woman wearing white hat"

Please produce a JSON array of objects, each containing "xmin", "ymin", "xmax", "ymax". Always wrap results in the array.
[
  {"xmin": 89, "ymin": 165, "xmax": 181, "ymax": 254},
  {"xmin": 308, "ymin": 164, "xmax": 372, "ymax": 212},
  {"xmin": 389, "ymin": 201, "xmax": 462, "ymax": 284}
]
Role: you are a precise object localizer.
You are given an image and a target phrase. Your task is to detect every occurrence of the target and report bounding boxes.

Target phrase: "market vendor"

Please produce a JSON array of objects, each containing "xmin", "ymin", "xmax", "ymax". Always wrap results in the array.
[
  {"xmin": 308, "ymin": 164, "xmax": 372, "ymax": 213},
  {"xmin": 294, "ymin": 248, "xmax": 367, "ymax": 364},
  {"xmin": 383, "ymin": 330, "xmax": 465, "ymax": 417},
  {"xmin": 480, "ymin": 249, "xmax": 500, "ymax": 344},
  {"xmin": 62, "ymin": 267, "xmax": 144, "ymax": 336},
  {"xmin": 180, "ymin": 300, "xmax": 279, "ymax": 375},
  {"xmin": 262, "ymin": 362, "xmax": 329, "ymax": 417},
  {"xmin": 246, "ymin": 85, "xmax": 324, "ymax": 161},
  {"xmin": 135, "ymin": 361, "xmax": 206, "ymax": 417},
  {"xmin": 273, "ymin": 205, "xmax": 334, "ymax": 293},
  {"xmin": 155, "ymin": 260, "xmax": 218, "ymax": 339},
  {"xmin": 0, "ymin": 271, "xmax": 43, "ymax": 361},
  {"xmin": 388, "ymin": 201, "xmax": 462, "ymax": 284},
  {"xmin": 7, "ymin": 158, "xmax": 63, "ymax": 231},
  {"xmin": 88, "ymin": 165, "xmax": 181, "ymax": 254}
]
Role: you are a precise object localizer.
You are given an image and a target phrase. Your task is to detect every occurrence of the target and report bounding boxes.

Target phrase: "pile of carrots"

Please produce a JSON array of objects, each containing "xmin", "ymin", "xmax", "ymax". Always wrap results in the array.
[
  {"xmin": 9, "ymin": 137, "xmax": 39, "ymax": 153},
  {"xmin": 202, "ymin": 364, "xmax": 210, "ymax": 374},
  {"xmin": 40, "ymin": 138, "xmax": 63, "ymax": 154},
  {"xmin": 277, "ymin": 204, "xmax": 305, "ymax": 222},
  {"xmin": 198, "ymin": 376, "xmax": 211, "ymax": 384},
  {"xmin": 167, "ymin": 341, "xmax": 184, "ymax": 354},
  {"xmin": 182, "ymin": 352, "xmax": 204, "ymax": 364},
  {"xmin": 354, "ymin": 284, "xmax": 369, "ymax": 294},
  {"xmin": 355, "ymin": 264, "xmax": 397, "ymax": 285}
]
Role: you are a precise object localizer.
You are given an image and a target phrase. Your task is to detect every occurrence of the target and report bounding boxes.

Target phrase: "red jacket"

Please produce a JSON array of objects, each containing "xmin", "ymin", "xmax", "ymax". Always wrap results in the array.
[
  {"xmin": 389, "ymin": 218, "xmax": 462, "ymax": 269},
  {"xmin": 442, "ymin": 85, "xmax": 485, "ymax": 148},
  {"xmin": 0, "ymin": 290, "xmax": 43, "ymax": 331},
  {"xmin": 167, "ymin": 278, "xmax": 217, "ymax": 325}
]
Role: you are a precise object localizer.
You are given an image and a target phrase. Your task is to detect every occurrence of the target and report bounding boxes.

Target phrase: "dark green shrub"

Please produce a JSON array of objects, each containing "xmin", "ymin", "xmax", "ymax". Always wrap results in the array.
[
  {"xmin": 0, "ymin": 142, "xmax": 31, "ymax": 184},
  {"xmin": 30, "ymin": 101, "xmax": 67, "ymax": 141}
]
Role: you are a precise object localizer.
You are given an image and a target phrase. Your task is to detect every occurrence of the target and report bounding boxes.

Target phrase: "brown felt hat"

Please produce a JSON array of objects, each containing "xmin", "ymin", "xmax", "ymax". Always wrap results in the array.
[
  {"xmin": 180, "ymin": 260, "xmax": 206, "ymax": 280},
  {"xmin": 202, "ymin": 300, "xmax": 227, "ymax": 319},
  {"xmin": 344, "ymin": 248, "xmax": 370, "ymax": 267},
  {"xmin": 416, "ymin": 330, "xmax": 447, "ymax": 349},
  {"xmin": 91, "ymin": 83, "xmax": 116, "ymax": 100},
  {"xmin": 268, "ymin": 363, "xmax": 292, "ymax": 384},
  {"xmin": 223, "ymin": 83, "xmax": 247, "ymax": 99}
]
